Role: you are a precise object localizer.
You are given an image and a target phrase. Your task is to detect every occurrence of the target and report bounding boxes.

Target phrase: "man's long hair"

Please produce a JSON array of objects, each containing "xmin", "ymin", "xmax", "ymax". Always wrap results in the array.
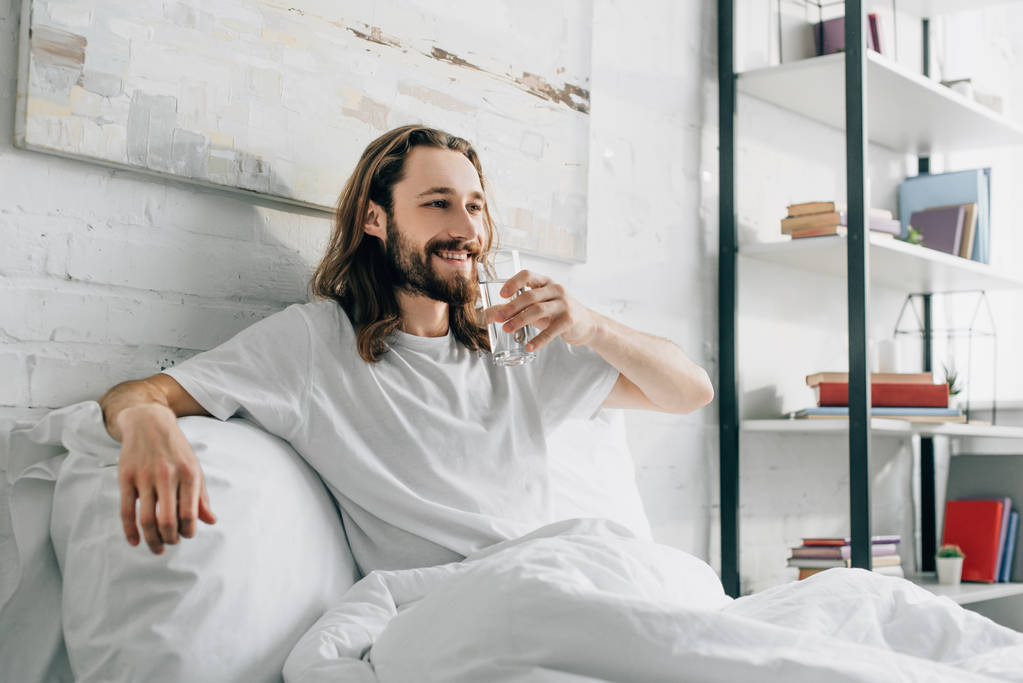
[{"xmin": 311, "ymin": 125, "xmax": 497, "ymax": 362}]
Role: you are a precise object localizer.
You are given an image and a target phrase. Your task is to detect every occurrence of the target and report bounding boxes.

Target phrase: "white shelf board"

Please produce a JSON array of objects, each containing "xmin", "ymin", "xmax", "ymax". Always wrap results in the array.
[
  {"xmin": 908, "ymin": 574, "xmax": 1023, "ymax": 605},
  {"xmin": 742, "ymin": 419, "xmax": 1023, "ymax": 440},
  {"xmin": 737, "ymin": 51, "xmax": 1023, "ymax": 154},
  {"xmin": 930, "ymin": 423, "xmax": 1023, "ymax": 439},
  {"xmin": 886, "ymin": 0, "xmax": 1023, "ymax": 17},
  {"xmin": 743, "ymin": 417, "xmax": 914, "ymax": 435},
  {"xmin": 739, "ymin": 233, "xmax": 1023, "ymax": 293}
]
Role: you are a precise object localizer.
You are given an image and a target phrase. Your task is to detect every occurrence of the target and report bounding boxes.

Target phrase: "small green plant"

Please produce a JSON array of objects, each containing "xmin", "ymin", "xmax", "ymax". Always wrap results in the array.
[
  {"xmin": 943, "ymin": 364, "xmax": 963, "ymax": 397},
  {"xmin": 937, "ymin": 544, "xmax": 965, "ymax": 558},
  {"xmin": 898, "ymin": 226, "xmax": 924, "ymax": 245}
]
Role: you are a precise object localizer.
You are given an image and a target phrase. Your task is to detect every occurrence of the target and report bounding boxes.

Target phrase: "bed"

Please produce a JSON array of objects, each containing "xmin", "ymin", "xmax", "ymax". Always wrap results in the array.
[{"xmin": 2, "ymin": 402, "xmax": 1022, "ymax": 682}]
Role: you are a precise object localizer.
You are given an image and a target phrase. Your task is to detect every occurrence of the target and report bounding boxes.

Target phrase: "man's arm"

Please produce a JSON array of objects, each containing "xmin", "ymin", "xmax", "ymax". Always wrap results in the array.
[
  {"xmin": 582, "ymin": 313, "xmax": 713, "ymax": 414},
  {"xmin": 484, "ymin": 273, "xmax": 714, "ymax": 414},
  {"xmin": 100, "ymin": 374, "xmax": 217, "ymax": 554}
]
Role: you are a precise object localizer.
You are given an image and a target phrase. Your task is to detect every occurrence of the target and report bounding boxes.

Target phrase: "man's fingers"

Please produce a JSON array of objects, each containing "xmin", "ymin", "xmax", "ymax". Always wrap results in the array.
[
  {"xmin": 177, "ymin": 472, "xmax": 199, "ymax": 539},
  {"xmin": 198, "ymin": 479, "xmax": 217, "ymax": 525},
  {"xmin": 119, "ymin": 475, "xmax": 140, "ymax": 546},
  {"xmin": 500, "ymin": 269, "xmax": 551, "ymax": 297},
  {"xmin": 527, "ymin": 318, "xmax": 571, "ymax": 352},
  {"xmin": 488, "ymin": 285, "xmax": 550, "ymax": 324},
  {"xmin": 154, "ymin": 471, "xmax": 180, "ymax": 545},
  {"xmin": 137, "ymin": 487, "xmax": 164, "ymax": 554},
  {"xmin": 504, "ymin": 300, "xmax": 557, "ymax": 332}
]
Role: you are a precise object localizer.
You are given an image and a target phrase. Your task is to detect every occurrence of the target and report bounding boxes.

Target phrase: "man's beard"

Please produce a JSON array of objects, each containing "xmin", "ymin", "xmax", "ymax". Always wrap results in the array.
[{"xmin": 384, "ymin": 218, "xmax": 479, "ymax": 306}]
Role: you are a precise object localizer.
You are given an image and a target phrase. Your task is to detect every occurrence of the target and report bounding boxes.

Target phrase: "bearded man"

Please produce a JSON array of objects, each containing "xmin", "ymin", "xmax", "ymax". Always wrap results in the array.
[{"xmin": 98, "ymin": 125, "xmax": 714, "ymax": 575}]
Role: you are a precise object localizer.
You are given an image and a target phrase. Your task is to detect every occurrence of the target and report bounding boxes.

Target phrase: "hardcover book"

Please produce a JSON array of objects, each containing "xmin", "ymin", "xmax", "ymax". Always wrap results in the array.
[
  {"xmin": 787, "ymin": 200, "xmax": 837, "ymax": 216},
  {"xmin": 812, "ymin": 15, "xmax": 881, "ymax": 56},
  {"xmin": 815, "ymin": 382, "xmax": 948, "ymax": 408},
  {"xmin": 812, "ymin": 16, "xmax": 845, "ymax": 56},
  {"xmin": 805, "ymin": 372, "xmax": 934, "ymax": 387},
  {"xmin": 838, "ymin": 212, "xmax": 902, "ymax": 236},
  {"xmin": 909, "ymin": 205, "xmax": 966, "ymax": 256},
  {"xmin": 786, "ymin": 554, "xmax": 901, "ymax": 569},
  {"xmin": 789, "ymin": 226, "xmax": 895, "ymax": 240},
  {"xmin": 868, "ymin": 13, "xmax": 882, "ymax": 54},
  {"xmin": 781, "ymin": 211, "xmax": 841, "ymax": 233},
  {"xmin": 786, "ymin": 202, "xmax": 893, "ymax": 221},
  {"xmin": 956, "ymin": 202, "xmax": 978, "ymax": 259},
  {"xmin": 802, "ymin": 535, "xmax": 901, "ymax": 546},
  {"xmin": 793, "ymin": 406, "xmax": 965, "ymax": 423},
  {"xmin": 942, "ymin": 499, "xmax": 1005, "ymax": 583},
  {"xmin": 993, "ymin": 497, "xmax": 1012, "ymax": 580},
  {"xmin": 999, "ymin": 511, "xmax": 1019, "ymax": 583},
  {"xmin": 790, "ymin": 543, "xmax": 899, "ymax": 559}
]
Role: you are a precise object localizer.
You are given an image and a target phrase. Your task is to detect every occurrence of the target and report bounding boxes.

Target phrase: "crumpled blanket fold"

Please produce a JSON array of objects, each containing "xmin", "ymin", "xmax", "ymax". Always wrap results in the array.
[{"xmin": 284, "ymin": 519, "xmax": 1023, "ymax": 683}]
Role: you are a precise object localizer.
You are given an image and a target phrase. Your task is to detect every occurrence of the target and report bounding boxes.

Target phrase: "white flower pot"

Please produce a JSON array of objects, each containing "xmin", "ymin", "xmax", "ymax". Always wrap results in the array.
[{"xmin": 936, "ymin": 556, "xmax": 964, "ymax": 585}]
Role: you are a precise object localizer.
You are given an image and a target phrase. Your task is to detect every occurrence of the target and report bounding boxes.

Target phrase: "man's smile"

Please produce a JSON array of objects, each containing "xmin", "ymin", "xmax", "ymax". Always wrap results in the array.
[{"xmin": 434, "ymin": 250, "xmax": 472, "ymax": 267}]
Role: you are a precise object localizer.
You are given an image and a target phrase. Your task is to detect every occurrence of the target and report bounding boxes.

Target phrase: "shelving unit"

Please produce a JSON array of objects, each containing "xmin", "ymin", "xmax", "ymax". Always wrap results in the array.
[{"xmin": 717, "ymin": 0, "xmax": 1023, "ymax": 601}]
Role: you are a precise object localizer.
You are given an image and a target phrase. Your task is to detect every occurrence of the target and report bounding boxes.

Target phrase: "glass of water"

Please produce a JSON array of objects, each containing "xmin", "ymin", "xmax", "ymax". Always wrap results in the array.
[{"xmin": 477, "ymin": 249, "xmax": 536, "ymax": 366}]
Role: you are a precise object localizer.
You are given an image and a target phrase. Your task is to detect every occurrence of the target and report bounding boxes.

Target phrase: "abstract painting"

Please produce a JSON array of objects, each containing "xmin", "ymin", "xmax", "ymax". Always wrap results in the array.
[{"xmin": 14, "ymin": 0, "xmax": 593, "ymax": 261}]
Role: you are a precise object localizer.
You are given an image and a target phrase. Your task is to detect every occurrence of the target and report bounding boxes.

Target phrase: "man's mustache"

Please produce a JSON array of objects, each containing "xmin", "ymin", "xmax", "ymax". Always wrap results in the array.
[{"xmin": 427, "ymin": 240, "xmax": 482, "ymax": 257}]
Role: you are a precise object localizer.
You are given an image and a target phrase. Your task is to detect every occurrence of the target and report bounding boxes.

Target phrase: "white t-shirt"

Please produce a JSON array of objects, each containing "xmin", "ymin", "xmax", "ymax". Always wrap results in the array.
[{"xmin": 163, "ymin": 299, "xmax": 619, "ymax": 574}]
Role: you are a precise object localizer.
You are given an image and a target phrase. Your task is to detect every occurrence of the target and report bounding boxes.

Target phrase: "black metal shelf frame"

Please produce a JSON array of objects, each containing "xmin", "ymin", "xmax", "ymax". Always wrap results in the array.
[{"xmin": 717, "ymin": 0, "xmax": 946, "ymax": 596}]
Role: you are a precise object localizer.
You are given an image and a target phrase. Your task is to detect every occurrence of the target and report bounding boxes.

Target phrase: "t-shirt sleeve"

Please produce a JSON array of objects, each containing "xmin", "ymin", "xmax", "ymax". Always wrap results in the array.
[
  {"xmin": 530, "ymin": 337, "xmax": 619, "ymax": 430},
  {"xmin": 161, "ymin": 304, "xmax": 311, "ymax": 441}
]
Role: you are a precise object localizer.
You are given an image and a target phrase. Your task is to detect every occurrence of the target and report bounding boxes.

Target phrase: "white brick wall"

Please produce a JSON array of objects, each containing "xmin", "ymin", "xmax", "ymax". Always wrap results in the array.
[{"xmin": 0, "ymin": 1, "xmax": 718, "ymax": 568}]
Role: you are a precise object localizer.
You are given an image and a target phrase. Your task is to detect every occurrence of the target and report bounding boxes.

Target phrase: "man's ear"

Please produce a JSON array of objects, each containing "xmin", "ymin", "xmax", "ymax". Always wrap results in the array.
[{"xmin": 364, "ymin": 201, "xmax": 387, "ymax": 242}]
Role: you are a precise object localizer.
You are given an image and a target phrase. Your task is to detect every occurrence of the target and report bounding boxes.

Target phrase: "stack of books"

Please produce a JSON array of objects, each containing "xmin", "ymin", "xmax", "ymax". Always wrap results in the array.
[
  {"xmin": 908, "ymin": 203, "xmax": 979, "ymax": 259},
  {"xmin": 792, "ymin": 371, "xmax": 965, "ymax": 423},
  {"xmin": 942, "ymin": 497, "xmax": 1019, "ymax": 583},
  {"xmin": 898, "ymin": 168, "xmax": 990, "ymax": 263},
  {"xmin": 788, "ymin": 535, "xmax": 904, "ymax": 579},
  {"xmin": 781, "ymin": 201, "xmax": 902, "ymax": 240}
]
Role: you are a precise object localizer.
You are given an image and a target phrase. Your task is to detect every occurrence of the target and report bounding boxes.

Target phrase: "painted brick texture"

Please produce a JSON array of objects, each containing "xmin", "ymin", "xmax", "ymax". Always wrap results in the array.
[{"xmin": 0, "ymin": 1, "xmax": 717, "ymax": 568}]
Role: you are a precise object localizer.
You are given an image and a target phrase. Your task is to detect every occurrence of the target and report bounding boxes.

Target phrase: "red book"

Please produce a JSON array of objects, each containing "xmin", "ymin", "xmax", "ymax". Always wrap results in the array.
[
  {"xmin": 816, "ymin": 382, "xmax": 948, "ymax": 408},
  {"xmin": 942, "ymin": 499, "xmax": 1005, "ymax": 583},
  {"xmin": 790, "ymin": 543, "xmax": 898, "ymax": 559},
  {"xmin": 802, "ymin": 535, "xmax": 900, "ymax": 547}
]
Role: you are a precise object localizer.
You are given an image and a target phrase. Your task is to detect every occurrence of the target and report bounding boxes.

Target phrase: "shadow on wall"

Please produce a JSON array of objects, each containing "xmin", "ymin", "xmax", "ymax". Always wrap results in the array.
[{"xmin": 740, "ymin": 385, "xmax": 784, "ymax": 420}]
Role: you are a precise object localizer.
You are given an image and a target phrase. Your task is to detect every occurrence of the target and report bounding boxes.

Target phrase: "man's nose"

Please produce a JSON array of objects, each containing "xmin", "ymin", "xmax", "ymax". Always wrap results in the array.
[{"xmin": 450, "ymin": 206, "xmax": 481, "ymax": 240}]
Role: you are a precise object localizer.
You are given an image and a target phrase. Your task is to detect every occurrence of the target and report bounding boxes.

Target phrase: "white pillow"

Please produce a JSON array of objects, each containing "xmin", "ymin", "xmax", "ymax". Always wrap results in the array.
[
  {"xmin": 546, "ymin": 410, "xmax": 653, "ymax": 539},
  {"xmin": 47, "ymin": 402, "xmax": 359, "ymax": 683},
  {"xmin": 0, "ymin": 412, "xmax": 72, "ymax": 683}
]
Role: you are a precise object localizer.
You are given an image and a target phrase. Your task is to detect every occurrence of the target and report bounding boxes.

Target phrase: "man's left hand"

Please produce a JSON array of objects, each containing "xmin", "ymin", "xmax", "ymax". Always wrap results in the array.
[{"xmin": 483, "ymin": 270, "xmax": 600, "ymax": 352}]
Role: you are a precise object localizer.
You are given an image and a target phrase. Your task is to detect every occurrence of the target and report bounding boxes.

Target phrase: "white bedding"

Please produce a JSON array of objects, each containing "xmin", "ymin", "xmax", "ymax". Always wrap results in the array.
[{"xmin": 284, "ymin": 519, "xmax": 1023, "ymax": 683}]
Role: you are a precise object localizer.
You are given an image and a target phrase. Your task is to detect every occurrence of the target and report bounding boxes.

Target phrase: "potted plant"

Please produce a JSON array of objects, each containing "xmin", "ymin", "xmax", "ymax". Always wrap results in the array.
[
  {"xmin": 936, "ymin": 544, "xmax": 965, "ymax": 586},
  {"xmin": 943, "ymin": 364, "xmax": 963, "ymax": 409}
]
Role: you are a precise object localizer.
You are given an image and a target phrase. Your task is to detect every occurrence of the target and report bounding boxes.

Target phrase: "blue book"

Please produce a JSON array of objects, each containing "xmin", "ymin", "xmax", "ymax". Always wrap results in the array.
[
  {"xmin": 999, "ymin": 510, "xmax": 1018, "ymax": 582},
  {"xmin": 992, "ymin": 497, "xmax": 1012, "ymax": 580},
  {"xmin": 898, "ymin": 168, "xmax": 991, "ymax": 264},
  {"xmin": 794, "ymin": 406, "xmax": 962, "ymax": 418}
]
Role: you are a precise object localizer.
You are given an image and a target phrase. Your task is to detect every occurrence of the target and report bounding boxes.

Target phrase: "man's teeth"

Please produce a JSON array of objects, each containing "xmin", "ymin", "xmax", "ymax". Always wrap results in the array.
[{"xmin": 436, "ymin": 251, "xmax": 468, "ymax": 260}]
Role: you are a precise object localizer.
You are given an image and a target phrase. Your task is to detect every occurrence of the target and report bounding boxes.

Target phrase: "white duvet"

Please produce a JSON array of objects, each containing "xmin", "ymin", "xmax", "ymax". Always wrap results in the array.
[{"xmin": 284, "ymin": 519, "xmax": 1023, "ymax": 683}]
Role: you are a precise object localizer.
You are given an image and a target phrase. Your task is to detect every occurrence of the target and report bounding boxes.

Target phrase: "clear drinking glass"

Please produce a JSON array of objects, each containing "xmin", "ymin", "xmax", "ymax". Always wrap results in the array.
[{"xmin": 477, "ymin": 249, "xmax": 536, "ymax": 366}]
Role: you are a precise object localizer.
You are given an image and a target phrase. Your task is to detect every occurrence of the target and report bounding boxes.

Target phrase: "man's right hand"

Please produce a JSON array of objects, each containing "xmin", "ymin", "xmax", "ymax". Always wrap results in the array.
[
  {"xmin": 100, "ymin": 375, "xmax": 216, "ymax": 554},
  {"xmin": 116, "ymin": 404, "xmax": 216, "ymax": 553}
]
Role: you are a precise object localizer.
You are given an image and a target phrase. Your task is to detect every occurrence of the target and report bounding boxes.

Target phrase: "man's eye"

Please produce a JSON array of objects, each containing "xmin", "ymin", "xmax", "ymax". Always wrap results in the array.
[{"xmin": 427, "ymin": 199, "xmax": 448, "ymax": 208}]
